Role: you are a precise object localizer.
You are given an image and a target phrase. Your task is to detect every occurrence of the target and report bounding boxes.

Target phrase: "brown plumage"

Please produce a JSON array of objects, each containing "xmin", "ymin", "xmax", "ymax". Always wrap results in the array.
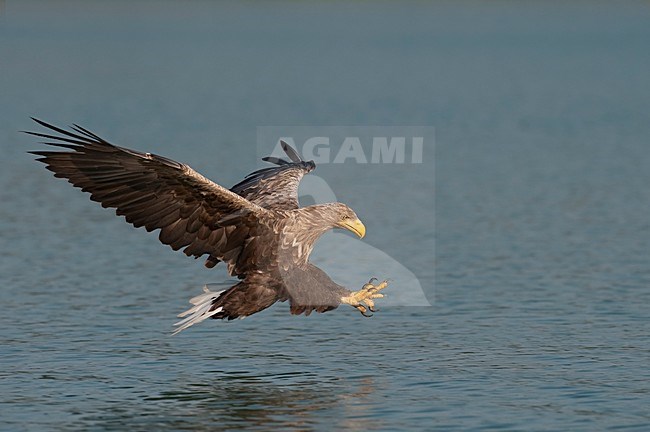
[{"xmin": 27, "ymin": 118, "xmax": 385, "ymax": 333}]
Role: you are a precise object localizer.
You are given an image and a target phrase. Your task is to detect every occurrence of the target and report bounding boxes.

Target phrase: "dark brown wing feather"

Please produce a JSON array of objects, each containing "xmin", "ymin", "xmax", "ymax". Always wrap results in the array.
[
  {"xmin": 27, "ymin": 118, "xmax": 273, "ymax": 275},
  {"xmin": 230, "ymin": 140, "xmax": 315, "ymax": 210}
]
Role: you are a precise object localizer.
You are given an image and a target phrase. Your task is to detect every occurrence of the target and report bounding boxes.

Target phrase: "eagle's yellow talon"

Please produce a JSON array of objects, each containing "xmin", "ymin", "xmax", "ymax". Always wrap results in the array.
[{"xmin": 341, "ymin": 278, "xmax": 389, "ymax": 316}]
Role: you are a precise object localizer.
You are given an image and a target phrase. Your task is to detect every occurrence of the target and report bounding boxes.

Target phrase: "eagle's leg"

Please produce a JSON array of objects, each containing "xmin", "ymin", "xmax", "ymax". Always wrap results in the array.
[{"xmin": 340, "ymin": 279, "xmax": 389, "ymax": 316}]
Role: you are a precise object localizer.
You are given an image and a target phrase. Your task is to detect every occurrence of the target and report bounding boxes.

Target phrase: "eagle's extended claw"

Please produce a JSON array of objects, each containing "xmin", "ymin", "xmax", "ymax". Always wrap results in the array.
[
  {"xmin": 357, "ymin": 305, "xmax": 373, "ymax": 317},
  {"xmin": 341, "ymin": 278, "xmax": 389, "ymax": 316}
]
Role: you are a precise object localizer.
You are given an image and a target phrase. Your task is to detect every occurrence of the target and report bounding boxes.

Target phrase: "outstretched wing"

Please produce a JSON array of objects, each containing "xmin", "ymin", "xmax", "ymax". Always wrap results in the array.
[
  {"xmin": 230, "ymin": 140, "xmax": 315, "ymax": 210},
  {"xmin": 27, "ymin": 118, "xmax": 273, "ymax": 274}
]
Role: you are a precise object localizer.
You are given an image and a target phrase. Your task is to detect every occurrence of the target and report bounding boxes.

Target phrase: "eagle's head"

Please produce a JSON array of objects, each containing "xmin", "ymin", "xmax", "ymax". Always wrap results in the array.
[
  {"xmin": 293, "ymin": 202, "xmax": 366, "ymax": 249},
  {"xmin": 329, "ymin": 203, "xmax": 366, "ymax": 239}
]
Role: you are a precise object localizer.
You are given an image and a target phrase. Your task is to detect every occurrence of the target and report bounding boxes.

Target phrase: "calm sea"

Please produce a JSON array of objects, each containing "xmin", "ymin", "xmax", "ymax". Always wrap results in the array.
[{"xmin": 1, "ymin": 1, "xmax": 649, "ymax": 430}]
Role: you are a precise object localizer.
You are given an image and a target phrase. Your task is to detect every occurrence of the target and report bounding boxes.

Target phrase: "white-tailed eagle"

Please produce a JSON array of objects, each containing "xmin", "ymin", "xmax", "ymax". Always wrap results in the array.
[{"xmin": 27, "ymin": 119, "xmax": 388, "ymax": 334}]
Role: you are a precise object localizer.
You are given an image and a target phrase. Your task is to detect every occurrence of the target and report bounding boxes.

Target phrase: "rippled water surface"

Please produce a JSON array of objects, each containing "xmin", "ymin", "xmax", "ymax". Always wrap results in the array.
[{"xmin": 1, "ymin": 2, "xmax": 649, "ymax": 431}]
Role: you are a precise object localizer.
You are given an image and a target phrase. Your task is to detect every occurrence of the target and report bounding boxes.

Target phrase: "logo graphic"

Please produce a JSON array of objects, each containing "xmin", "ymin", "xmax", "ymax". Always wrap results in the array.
[{"xmin": 258, "ymin": 127, "xmax": 434, "ymax": 307}]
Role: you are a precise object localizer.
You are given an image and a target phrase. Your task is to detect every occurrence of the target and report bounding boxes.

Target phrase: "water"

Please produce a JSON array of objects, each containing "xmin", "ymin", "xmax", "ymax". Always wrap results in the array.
[{"xmin": 1, "ymin": 1, "xmax": 649, "ymax": 430}]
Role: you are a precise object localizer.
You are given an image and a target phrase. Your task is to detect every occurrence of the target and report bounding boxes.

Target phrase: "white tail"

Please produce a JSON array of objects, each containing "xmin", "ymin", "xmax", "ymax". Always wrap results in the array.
[{"xmin": 172, "ymin": 285, "xmax": 225, "ymax": 335}]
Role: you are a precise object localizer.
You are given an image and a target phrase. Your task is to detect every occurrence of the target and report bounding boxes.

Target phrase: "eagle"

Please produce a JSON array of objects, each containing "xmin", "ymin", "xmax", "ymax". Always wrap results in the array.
[{"xmin": 27, "ymin": 119, "xmax": 388, "ymax": 334}]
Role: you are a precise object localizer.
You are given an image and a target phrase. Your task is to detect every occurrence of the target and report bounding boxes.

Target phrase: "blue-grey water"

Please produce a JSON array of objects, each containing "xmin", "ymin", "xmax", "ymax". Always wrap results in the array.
[{"xmin": 1, "ymin": 1, "xmax": 649, "ymax": 431}]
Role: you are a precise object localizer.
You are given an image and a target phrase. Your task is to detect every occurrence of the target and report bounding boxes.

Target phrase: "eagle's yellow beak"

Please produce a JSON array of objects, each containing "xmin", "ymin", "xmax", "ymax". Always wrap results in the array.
[{"xmin": 337, "ymin": 217, "xmax": 366, "ymax": 239}]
